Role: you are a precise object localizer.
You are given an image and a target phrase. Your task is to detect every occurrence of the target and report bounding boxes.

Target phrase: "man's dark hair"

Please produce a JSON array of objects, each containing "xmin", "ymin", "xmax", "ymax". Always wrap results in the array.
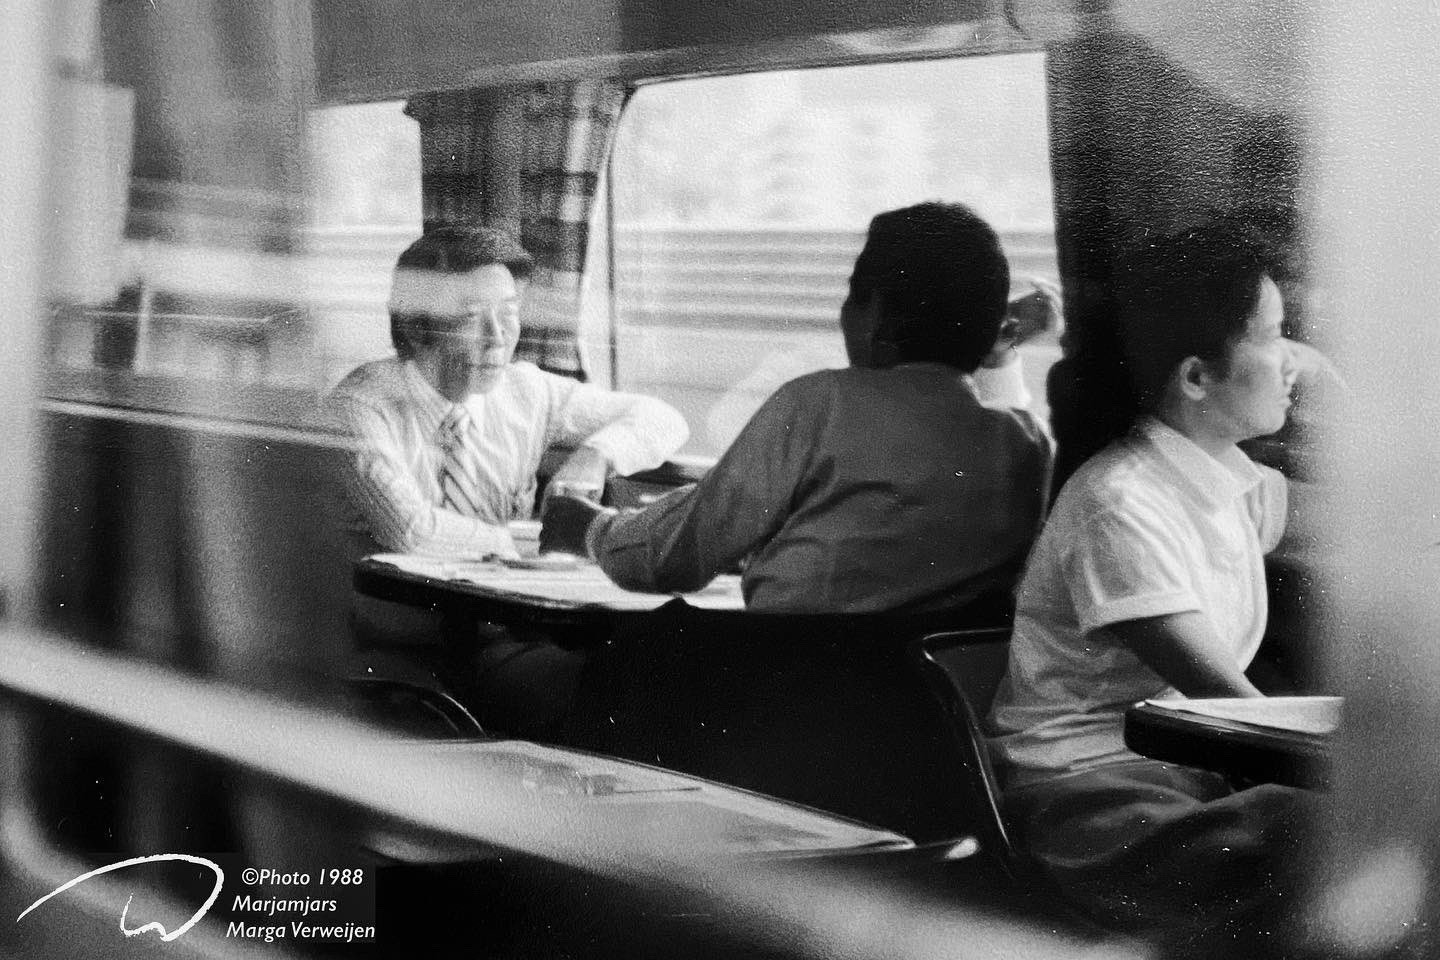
[
  {"xmin": 389, "ymin": 226, "xmax": 535, "ymax": 358},
  {"xmin": 848, "ymin": 202, "xmax": 1010, "ymax": 371},
  {"xmin": 1114, "ymin": 221, "xmax": 1275, "ymax": 411}
]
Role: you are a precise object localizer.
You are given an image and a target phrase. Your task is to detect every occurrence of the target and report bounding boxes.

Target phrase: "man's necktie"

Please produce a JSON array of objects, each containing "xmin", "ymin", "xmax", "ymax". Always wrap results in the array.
[{"xmin": 438, "ymin": 404, "xmax": 485, "ymax": 517}]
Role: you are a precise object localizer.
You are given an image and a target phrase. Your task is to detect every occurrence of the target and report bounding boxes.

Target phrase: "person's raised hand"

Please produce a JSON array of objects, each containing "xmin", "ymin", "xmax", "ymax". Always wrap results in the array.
[
  {"xmin": 983, "ymin": 278, "xmax": 1063, "ymax": 368},
  {"xmin": 1285, "ymin": 339, "xmax": 1346, "ymax": 394},
  {"xmin": 1284, "ymin": 339, "xmax": 1347, "ymax": 446},
  {"xmin": 1003, "ymin": 277, "xmax": 1063, "ymax": 346}
]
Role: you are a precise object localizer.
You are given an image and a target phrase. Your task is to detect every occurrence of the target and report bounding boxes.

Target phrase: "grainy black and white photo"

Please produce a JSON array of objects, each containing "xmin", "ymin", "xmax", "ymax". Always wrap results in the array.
[{"xmin": 0, "ymin": 1, "xmax": 1436, "ymax": 958}]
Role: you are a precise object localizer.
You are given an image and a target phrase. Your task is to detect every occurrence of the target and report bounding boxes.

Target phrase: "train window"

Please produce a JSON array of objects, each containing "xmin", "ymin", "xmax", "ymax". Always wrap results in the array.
[
  {"xmin": 606, "ymin": 53, "xmax": 1059, "ymax": 459},
  {"xmin": 305, "ymin": 100, "xmax": 421, "ymax": 389},
  {"xmin": 44, "ymin": 92, "xmax": 419, "ymax": 425},
  {"xmin": 12, "ymin": 2, "xmax": 1440, "ymax": 957}
]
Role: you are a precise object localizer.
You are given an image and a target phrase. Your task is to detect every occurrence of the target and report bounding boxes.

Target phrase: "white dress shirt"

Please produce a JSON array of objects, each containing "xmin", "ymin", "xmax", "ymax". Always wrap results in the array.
[{"xmin": 332, "ymin": 358, "xmax": 688, "ymax": 559}]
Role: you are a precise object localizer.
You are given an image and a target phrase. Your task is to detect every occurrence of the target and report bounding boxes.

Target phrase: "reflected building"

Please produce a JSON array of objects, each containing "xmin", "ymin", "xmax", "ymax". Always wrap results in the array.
[{"xmin": 750, "ymin": 103, "xmax": 935, "ymax": 227}]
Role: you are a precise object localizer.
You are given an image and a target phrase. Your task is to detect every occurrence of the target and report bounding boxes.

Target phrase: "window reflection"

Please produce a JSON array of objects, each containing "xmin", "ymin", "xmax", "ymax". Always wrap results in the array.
[{"xmin": 609, "ymin": 55, "xmax": 1060, "ymax": 458}]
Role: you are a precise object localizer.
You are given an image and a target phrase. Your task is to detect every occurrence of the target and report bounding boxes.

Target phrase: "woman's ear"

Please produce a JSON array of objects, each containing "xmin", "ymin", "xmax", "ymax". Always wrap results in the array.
[{"xmin": 1175, "ymin": 355, "xmax": 1214, "ymax": 401}]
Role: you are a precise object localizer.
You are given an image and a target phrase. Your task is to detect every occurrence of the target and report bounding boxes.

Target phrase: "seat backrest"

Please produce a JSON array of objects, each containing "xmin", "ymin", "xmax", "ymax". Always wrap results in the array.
[
  {"xmin": 347, "ymin": 676, "xmax": 487, "ymax": 739},
  {"xmin": 561, "ymin": 601, "xmax": 1009, "ymax": 843},
  {"xmin": 913, "ymin": 629, "xmax": 1019, "ymax": 869}
]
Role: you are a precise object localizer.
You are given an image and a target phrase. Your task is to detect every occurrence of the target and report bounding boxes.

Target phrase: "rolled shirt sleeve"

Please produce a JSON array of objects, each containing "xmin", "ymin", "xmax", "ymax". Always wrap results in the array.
[
  {"xmin": 971, "ymin": 353, "xmax": 1032, "ymax": 410},
  {"xmin": 541, "ymin": 373, "xmax": 689, "ymax": 476},
  {"xmin": 1064, "ymin": 505, "xmax": 1201, "ymax": 635}
]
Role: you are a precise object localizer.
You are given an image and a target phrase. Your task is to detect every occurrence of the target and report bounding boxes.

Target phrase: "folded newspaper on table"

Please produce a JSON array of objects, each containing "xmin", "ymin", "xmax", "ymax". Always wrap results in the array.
[
  {"xmin": 368, "ymin": 553, "xmax": 746, "ymax": 611},
  {"xmin": 1141, "ymin": 696, "xmax": 1342, "ymax": 735}
]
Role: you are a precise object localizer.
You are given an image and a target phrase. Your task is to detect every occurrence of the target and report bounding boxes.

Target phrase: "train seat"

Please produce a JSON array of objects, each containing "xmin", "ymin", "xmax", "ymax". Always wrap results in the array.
[
  {"xmin": 913, "ymin": 630, "xmax": 1022, "ymax": 872},
  {"xmin": 558, "ymin": 598, "xmax": 1014, "ymax": 844}
]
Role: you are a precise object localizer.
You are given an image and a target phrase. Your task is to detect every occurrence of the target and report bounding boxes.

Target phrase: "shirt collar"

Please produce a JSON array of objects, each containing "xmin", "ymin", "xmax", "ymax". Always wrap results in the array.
[
  {"xmin": 889, "ymin": 361, "xmax": 979, "ymax": 395},
  {"xmin": 1134, "ymin": 416, "xmax": 1263, "ymax": 509},
  {"xmin": 399, "ymin": 359, "xmax": 456, "ymax": 438}
]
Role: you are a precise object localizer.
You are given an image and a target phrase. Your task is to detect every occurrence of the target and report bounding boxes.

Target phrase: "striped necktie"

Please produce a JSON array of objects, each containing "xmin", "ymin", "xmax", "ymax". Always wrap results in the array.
[{"xmin": 438, "ymin": 403, "xmax": 485, "ymax": 518}]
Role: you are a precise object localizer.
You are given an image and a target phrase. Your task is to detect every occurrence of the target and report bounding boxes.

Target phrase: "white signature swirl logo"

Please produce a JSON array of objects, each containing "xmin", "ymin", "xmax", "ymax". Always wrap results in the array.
[{"xmin": 17, "ymin": 854, "xmax": 225, "ymax": 941}]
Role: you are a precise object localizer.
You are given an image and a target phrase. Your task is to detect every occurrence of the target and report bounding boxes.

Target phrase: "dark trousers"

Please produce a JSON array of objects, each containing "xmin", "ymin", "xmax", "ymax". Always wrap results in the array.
[
  {"xmin": 351, "ymin": 594, "xmax": 586, "ymax": 741},
  {"xmin": 1005, "ymin": 758, "xmax": 1317, "ymax": 956},
  {"xmin": 446, "ymin": 624, "xmax": 587, "ymax": 741}
]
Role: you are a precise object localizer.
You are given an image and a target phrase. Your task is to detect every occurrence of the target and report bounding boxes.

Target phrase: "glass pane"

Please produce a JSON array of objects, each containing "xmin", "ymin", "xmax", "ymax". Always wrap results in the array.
[
  {"xmin": 304, "ymin": 100, "xmax": 421, "ymax": 389},
  {"xmin": 609, "ymin": 53, "xmax": 1058, "ymax": 458}
]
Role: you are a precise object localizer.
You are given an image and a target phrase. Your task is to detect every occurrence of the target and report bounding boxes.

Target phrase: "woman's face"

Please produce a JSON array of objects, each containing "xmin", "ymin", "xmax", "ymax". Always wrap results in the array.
[{"xmin": 1200, "ymin": 277, "xmax": 1299, "ymax": 442}]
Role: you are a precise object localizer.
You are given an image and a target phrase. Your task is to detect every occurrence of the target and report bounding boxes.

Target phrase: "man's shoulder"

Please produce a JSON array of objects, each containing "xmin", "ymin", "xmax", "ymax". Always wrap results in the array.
[
  {"xmin": 331, "ymin": 357, "xmax": 410, "ymax": 404},
  {"xmin": 493, "ymin": 360, "xmax": 576, "ymax": 401},
  {"xmin": 749, "ymin": 368, "xmax": 842, "ymax": 411},
  {"xmin": 782, "ymin": 367, "xmax": 844, "ymax": 392}
]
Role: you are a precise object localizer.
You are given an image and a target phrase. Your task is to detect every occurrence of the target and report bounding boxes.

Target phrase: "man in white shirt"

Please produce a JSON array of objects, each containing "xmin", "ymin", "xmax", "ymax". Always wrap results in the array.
[
  {"xmin": 332, "ymin": 226, "xmax": 687, "ymax": 561},
  {"xmin": 541, "ymin": 202, "xmax": 1053, "ymax": 617},
  {"xmin": 987, "ymin": 223, "xmax": 1336, "ymax": 948},
  {"xmin": 332, "ymin": 226, "xmax": 687, "ymax": 736}
]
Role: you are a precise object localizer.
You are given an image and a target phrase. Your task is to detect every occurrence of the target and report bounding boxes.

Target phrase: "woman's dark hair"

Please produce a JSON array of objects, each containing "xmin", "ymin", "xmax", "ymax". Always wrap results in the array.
[
  {"xmin": 389, "ymin": 226, "xmax": 534, "ymax": 358},
  {"xmin": 1114, "ymin": 221, "xmax": 1275, "ymax": 411},
  {"xmin": 848, "ymin": 202, "xmax": 1010, "ymax": 372}
]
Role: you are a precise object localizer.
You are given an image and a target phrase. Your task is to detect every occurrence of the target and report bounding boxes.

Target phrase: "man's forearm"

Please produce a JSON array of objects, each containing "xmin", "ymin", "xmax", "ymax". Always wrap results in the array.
[
  {"xmin": 558, "ymin": 389, "xmax": 689, "ymax": 477},
  {"xmin": 588, "ymin": 487, "xmax": 716, "ymax": 594}
]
